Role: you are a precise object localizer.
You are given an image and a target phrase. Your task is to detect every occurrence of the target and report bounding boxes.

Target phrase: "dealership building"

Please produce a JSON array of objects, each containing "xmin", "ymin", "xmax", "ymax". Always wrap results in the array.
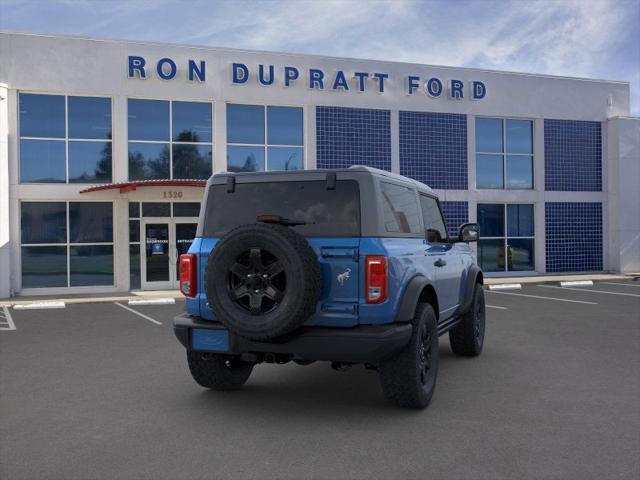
[{"xmin": 0, "ymin": 31, "xmax": 638, "ymax": 297}]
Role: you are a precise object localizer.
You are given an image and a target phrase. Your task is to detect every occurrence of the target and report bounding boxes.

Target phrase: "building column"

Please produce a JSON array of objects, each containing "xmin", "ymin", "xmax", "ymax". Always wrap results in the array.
[
  {"xmin": 533, "ymin": 118, "xmax": 546, "ymax": 273},
  {"xmin": 0, "ymin": 84, "xmax": 9, "ymax": 297},
  {"xmin": 607, "ymin": 117, "xmax": 640, "ymax": 273},
  {"xmin": 390, "ymin": 109, "xmax": 399, "ymax": 174}
]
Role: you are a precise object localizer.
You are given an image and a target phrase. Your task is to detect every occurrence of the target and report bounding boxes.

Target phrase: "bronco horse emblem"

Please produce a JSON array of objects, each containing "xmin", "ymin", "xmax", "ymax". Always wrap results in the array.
[{"xmin": 336, "ymin": 268, "xmax": 351, "ymax": 286}]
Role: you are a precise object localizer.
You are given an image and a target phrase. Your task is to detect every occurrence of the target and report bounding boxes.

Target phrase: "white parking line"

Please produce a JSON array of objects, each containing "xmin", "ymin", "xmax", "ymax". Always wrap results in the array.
[
  {"xmin": 128, "ymin": 298, "xmax": 175, "ymax": 306},
  {"xmin": 0, "ymin": 306, "xmax": 16, "ymax": 331},
  {"xmin": 114, "ymin": 302, "xmax": 162, "ymax": 325},
  {"xmin": 14, "ymin": 301, "xmax": 66, "ymax": 310},
  {"xmin": 486, "ymin": 305, "xmax": 507, "ymax": 310},
  {"xmin": 487, "ymin": 290, "xmax": 598, "ymax": 305},
  {"xmin": 601, "ymin": 282, "xmax": 640, "ymax": 288},
  {"xmin": 539, "ymin": 285, "xmax": 640, "ymax": 298}
]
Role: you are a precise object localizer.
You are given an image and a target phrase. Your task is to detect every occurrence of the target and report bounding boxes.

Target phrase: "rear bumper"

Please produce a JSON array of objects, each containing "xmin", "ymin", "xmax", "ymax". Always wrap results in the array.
[{"xmin": 173, "ymin": 313, "xmax": 412, "ymax": 364}]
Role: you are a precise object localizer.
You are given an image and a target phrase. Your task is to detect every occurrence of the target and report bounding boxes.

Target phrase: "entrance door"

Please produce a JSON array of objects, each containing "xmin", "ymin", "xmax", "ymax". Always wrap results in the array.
[
  {"xmin": 141, "ymin": 218, "xmax": 198, "ymax": 290},
  {"xmin": 142, "ymin": 219, "xmax": 174, "ymax": 290}
]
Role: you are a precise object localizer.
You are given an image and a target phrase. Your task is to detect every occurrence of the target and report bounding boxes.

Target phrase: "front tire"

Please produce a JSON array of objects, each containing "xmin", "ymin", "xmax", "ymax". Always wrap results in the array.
[
  {"xmin": 449, "ymin": 283, "xmax": 485, "ymax": 356},
  {"xmin": 378, "ymin": 303, "xmax": 439, "ymax": 409},
  {"xmin": 187, "ymin": 351, "xmax": 254, "ymax": 390}
]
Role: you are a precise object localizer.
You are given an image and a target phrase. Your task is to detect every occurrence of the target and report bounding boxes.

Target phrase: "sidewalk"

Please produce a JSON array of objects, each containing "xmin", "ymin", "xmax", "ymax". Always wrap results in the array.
[
  {"xmin": 1, "ymin": 273, "xmax": 637, "ymax": 307},
  {"xmin": 0, "ymin": 289, "xmax": 183, "ymax": 307}
]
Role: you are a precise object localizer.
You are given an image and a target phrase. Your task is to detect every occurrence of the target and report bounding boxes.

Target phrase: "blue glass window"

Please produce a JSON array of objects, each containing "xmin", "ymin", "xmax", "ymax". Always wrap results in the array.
[
  {"xmin": 172, "ymin": 101, "xmax": 212, "ymax": 143},
  {"xmin": 478, "ymin": 203, "xmax": 535, "ymax": 272},
  {"xmin": 507, "ymin": 205, "xmax": 534, "ymax": 237},
  {"xmin": 227, "ymin": 146, "xmax": 265, "ymax": 172},
  {"xmin": 506, "ymin": 120, "xmax": 532, "ymax": 154},
  {"xmin": 142, "ymin": 203, "xmax": 171, "ymax": 217},
  {"xmin": 172, "ymin": 144, "xmax": 212, "ymax": 179},
  {"xmin": 129, "ymin": 202, "xmax": 140, "ymax": 218},
  {"xmin": 476, "ymin": 118, "xmax": 533, "ymax": 190},
  {"xmin": 21, "ymin": 202, "xmax": 67, "ymax": 244},
  {"xmin": 68, "ymin": 141, "xmax": 112, "ymax": 183},
  {"xmin": 69, "ymin": 202, "xmax": 113, "ymax": 243},
  {"xmin": 70, "ymin": 245, "xmax": 114, "ymax": 286},
  {"xmin": 267, "ymin": 147, "xmax": 303, "ymax": 171},
  {"xmin": 19, "ymin": 93, "xmax": 65, "ymax": 138},
  {"xmin": 19, "ymin": 94, "xmax": 113, "ymax": 184},
  {"xmin": 227, "ymin": 104, "xmax": 264, "ymax": 144},
  {"xmin": 506, "ymin": 155, "xmax": 533, "ymax": 189},
  {"xmin": 128, "ymin": 142, "xmax": 170, "ymax": 180},
  {"xmin": 68, "ymin": 96, "xmax": 112, "ymax": 139},
  {"xmin": 128, "ymin": 99, "xmax": 169, "ymax": 141},
  {"xmin": 477, "ymin": 204, "xmax": 504, "ymax": 237},
  {"xmin": 21, "ymin": 246, "xmax": 68, "ymax": 288},
  {"xmin": 128, "ymin": 99, "xmax": 213, "ymax": 180},
  {"xmin": 476, "ymin": 118, "xmax": 502, "ymax": 153},
  {"xmin": 19, "ymin": 139, "xmax": 66, "ymax": 183},
  {"xmin": 476, "ymin": 154, "xmax": 503, "ymax": 189},
  {"xmin": 20, "ymin": 202, "xmax": 115, "ymax": 289},
  {"xmin": 130, "ymin": 244, "xmax": 141, "ymax": 290},
  {"xmin": 267, "ymin": 106, "xmax": 303, "ymax": 145},
  {"xmin": 173, "ymin": 203, "xmax": 201, "ymax": 217},
  {"xmin": 227, "ymin": 104, "xmax": 304, "ymax": 172}
]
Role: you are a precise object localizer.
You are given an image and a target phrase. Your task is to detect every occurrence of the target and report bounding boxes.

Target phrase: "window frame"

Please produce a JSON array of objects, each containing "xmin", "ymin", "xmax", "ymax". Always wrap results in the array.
[
  {"xmin": 477, "ymin": 202, "xmax": 536, "ymax": 273},
  {"xmin": 378, "ymin": 181, "xmax": 423, "ymax": 237},
  {"xmin": 19, "ymin": 200, "xmax": 115, "ymax": 289},
  {"xmin": 127, "ymin": 98, "xmax": 214, "ymax": 180},
  {"xmin": 475, "ymin": 116, "xmax": 534, "ymax": 190},
  {"xmin": 18, "ymin": 92, "xmax": 114, "ymax": 184},
  {"xmin": 419, "ymin": 193, "xmax": 450, "ymax": 243},
  {"xmin": 226, "ymin": 102, "xmax": 306, "ymax": 172}
]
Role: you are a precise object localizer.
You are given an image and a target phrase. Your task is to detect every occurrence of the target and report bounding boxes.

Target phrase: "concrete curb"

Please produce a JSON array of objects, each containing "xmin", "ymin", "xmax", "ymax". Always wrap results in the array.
[{"xmin": 0, "ymin": 293, "xmax": 183, "ymax": 308}]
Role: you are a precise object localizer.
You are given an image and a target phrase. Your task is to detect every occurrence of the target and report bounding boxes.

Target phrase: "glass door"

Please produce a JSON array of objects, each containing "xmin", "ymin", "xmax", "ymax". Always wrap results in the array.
[{"xmin": 141, "ymin": 219, "xmax": 174, "ymax": 290}]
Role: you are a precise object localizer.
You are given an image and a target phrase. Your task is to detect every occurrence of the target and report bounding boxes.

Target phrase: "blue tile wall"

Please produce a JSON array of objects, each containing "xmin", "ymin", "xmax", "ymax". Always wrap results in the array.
[
  {"xmin": 545, "ymin": 202, "xmax": 602, "ymax": 272},
  {"xmin": 316, "ymin": 106, "xmax": 391, "ymax": 171},
  {"xmin": 399, "ymin": 111, "xmax": 467, "ymax": 190},
  {"xmin": 440, "ymin": 201, "xmax": 469, "ymax": 237},
  {"xmin": 544, "ymin": 119, "xmax": 602, "ymax": 191}
]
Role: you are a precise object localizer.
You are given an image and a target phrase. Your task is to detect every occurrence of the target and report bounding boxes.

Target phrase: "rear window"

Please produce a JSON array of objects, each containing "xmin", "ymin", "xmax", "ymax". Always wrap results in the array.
[{"xmin": 203, "ymin": 180, "xmax": 360, "ymax": 237}]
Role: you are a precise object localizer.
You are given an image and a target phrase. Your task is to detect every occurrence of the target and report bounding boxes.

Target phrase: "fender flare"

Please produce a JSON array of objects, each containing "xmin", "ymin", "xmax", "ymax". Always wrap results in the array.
[
  {"xmin": 459, "ymin": 265, "xmax": 483, "ymax": 314},
  {"xmin": 394, "ymin": 275, "xmax": 432, "ymax": 323}
]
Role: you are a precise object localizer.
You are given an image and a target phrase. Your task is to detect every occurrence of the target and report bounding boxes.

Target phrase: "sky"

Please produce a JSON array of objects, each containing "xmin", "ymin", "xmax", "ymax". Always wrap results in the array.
[{"xmin": 1, "ymin": 0, "xmax": 639, "ymax": 114}]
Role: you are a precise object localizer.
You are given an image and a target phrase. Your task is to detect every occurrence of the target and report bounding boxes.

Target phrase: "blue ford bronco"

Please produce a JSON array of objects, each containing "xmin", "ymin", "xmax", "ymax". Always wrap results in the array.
[{"xmin": 173, "ymin": 166, "xmax": 485, "ymax": 408}]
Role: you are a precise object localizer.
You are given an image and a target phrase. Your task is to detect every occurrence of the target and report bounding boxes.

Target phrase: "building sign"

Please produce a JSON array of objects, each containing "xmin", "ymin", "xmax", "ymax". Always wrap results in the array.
[{"xmin": 127, "ymin": 56, "xmax": 486, "ymax": 100}]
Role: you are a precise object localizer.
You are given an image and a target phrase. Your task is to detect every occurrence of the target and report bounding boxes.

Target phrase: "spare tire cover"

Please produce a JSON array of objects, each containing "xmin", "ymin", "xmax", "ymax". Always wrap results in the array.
[{"xmin": 205, "ymin": 223, "xmax": 322, "ymax": 340}]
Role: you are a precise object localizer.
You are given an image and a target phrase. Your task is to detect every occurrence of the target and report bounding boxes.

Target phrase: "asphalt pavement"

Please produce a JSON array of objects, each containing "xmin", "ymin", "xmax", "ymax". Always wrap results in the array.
[{"xmin": 1, "ymin": 280, "xmax": 639, "ymax": 480}]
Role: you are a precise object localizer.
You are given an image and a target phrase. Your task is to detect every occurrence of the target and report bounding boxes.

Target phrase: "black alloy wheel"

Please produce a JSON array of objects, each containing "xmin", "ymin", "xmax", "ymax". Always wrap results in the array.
[{"xmin": 227, "ymin": 247, "xmax": 286, "ymax": 315}]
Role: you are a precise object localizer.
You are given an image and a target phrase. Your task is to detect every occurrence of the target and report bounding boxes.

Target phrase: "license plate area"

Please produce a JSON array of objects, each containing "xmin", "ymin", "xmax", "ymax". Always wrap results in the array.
[{"xmin": 192, "ymin": 328, "xmax": 230, "ymax": 352}]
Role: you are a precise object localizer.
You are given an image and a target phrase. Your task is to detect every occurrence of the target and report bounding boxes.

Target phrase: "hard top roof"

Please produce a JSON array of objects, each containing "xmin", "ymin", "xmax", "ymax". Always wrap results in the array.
[{"xmin": 209, "ymin": 166, "xmax": 436, "ymax": 196}]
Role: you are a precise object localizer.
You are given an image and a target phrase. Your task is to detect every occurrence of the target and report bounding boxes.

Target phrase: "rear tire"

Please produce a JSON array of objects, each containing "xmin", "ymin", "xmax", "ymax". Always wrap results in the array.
[
  {"xmin": 378, "ymin": 303, "xmax": 439, "ymax": 409},
  {"xmin": 449, "ymin": 283, "xmax": 485, "ymax": 356},
  {"xmin": 187, "ymin": 351, "xmax": 253, "ymax": 390}
]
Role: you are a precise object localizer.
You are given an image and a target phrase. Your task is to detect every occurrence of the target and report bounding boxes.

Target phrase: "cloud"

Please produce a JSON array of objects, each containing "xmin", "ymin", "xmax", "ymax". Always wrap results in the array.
[{"xmin": 1, "ymin": 0, "xmax": 638, "ymax": 113}]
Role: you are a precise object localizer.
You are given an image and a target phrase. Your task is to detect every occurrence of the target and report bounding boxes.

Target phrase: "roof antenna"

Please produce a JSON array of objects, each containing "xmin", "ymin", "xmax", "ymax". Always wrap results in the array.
[
  {"xmin": 326, "ymin": 172, "xmax": 336, "ymax": 190},
  {"xmin": 226, "ymin": 176, "xmax": 236, "ymax": 193}
]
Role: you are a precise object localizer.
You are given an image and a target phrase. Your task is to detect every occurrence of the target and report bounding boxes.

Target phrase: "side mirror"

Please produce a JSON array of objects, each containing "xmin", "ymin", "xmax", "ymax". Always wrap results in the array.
[{"xmin": 458, "ymin": 223, "xmax": 480, "ymax": 242}]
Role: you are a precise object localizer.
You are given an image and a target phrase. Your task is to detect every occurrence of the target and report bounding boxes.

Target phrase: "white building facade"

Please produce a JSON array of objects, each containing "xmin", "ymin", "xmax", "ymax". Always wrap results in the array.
[{"xmin": 0, "ymin": 32, "xmax": 638, "ymax": 297}]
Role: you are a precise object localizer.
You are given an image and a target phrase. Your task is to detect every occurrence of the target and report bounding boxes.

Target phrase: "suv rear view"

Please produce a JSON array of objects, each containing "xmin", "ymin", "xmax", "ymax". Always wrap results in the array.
[{"xmin": 174, "ymin": 167, "xmax": 485, "ymax": 408}]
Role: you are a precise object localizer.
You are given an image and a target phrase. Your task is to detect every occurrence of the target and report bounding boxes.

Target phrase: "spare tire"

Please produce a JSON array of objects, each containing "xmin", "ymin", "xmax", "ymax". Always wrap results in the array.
[{"xmin": 205, "ymin": 223, "xmax": 322, "ymax": 340}]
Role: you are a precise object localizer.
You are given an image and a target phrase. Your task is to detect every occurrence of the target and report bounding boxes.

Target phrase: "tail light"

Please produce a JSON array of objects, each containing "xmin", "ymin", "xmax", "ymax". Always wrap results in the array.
[
  {"xmin": 365, "ymin": 255, "xmax": 387, "ymax": 304},
  {"xmin": 179, "ymin": 254, "xmax": 197, "ymax": 297}
]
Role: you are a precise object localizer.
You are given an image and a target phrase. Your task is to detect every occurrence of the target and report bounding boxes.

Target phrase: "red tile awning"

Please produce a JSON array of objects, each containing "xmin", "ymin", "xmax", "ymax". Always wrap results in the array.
[{"xmin": 79, "ymin": 179, "xmax": 207, "ymax": 193}]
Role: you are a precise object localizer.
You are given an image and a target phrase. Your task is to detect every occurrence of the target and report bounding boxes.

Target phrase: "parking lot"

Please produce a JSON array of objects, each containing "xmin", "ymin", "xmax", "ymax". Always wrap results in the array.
[{"xmin": 1, "ymin": 279, "xmax": 639, "ymax": 480}]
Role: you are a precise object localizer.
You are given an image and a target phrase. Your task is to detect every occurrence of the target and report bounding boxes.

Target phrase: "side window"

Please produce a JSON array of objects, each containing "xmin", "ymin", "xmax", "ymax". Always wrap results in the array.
[
  {"xmin": 380, "ymin": 182, "xmax": 422, "ymax": 234},
  {"xmin": 420, "ymin": 195, "xmax": 448, "ymax": 243}
]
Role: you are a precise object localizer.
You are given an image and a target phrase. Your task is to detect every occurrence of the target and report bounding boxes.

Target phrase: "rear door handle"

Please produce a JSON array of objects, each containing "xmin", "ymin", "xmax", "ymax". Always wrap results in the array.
[{"xmin": 434, "ymin": 258, "xmax": 447, "ymax": 267}]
